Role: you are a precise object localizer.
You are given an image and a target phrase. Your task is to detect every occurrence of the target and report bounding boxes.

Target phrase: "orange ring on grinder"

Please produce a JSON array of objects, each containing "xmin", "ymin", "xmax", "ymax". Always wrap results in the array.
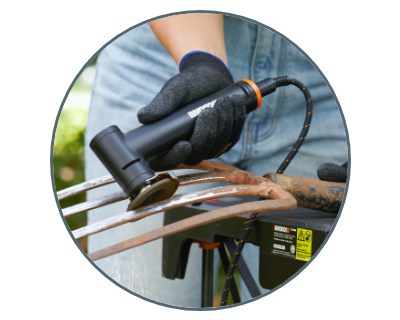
[{"xmin": 242, "ymin": 79, "xmax": 262, "ymax": 109}]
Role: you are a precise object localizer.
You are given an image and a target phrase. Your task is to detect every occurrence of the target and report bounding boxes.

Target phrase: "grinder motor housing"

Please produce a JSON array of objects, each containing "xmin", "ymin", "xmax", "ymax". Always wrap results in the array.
[{"xmin": 90, "ymin": 78, "xmax": 277, "ymax": 198}]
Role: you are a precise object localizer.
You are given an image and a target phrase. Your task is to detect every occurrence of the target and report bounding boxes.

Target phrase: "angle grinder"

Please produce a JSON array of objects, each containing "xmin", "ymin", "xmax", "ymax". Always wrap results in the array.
[{"xmin": 90, "ymin": 76, "xmax": 294, "ymax": 210}]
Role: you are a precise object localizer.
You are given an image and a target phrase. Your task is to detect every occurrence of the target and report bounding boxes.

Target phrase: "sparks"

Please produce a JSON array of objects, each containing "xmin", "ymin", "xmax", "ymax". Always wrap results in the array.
[{"xmin": 156, "ymin": 265, "xmax": 166, "ymax": 278}]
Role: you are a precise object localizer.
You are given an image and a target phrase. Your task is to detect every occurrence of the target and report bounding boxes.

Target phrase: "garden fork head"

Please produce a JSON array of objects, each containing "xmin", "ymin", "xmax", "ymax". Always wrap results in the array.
[{"xmin": 57, "ymin": 160, "xmax": 345, "ymax": 262}]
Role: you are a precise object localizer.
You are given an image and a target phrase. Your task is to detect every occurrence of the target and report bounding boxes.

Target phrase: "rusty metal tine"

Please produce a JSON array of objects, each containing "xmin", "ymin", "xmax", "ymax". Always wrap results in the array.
[
  {"xmin": 57, "ymin": 161, "xmax": 262, "ymax": 200},
  {"xmin": 88, "ymin": 192, "xmax": 296, "ymax": 261},
  {"xmin": 57, "ymin": 160, "xmax": 247, "ymax": 201},
  {"xmin": 178, "ymin": 172, "xmax": 231, "ymax": 186},
  {"xmin": 59, "ymin": 159, "xmax": 345, "ymax": 262},
  {"xmin": 264, "ymin": 173, "xmax": 346, "ymax": 213},
  {"xmin": 61, "ymin": 171, "xmax": 251, "ymax": 218},
  {"xmin": 56, "ymin": 163, "xmax": 221, "ymax": 201},
  {"xmin": 73, "ymin": 184, "xmax": 265, "ymax": 239},
  {"xmin": 62, "ymin": 190, "xmax": 128, "ymax": 217},
  {"xmin": 57, "ymin": 174, "xmax": 115, "ymax": 200},
  {"xmin": 54, "ymin": 172, "xmax": 203, "ymax": 203}
]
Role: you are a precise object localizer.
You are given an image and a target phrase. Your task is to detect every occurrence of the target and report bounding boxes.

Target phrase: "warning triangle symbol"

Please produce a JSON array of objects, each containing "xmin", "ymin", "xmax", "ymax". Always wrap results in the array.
[{"xmin": 298, "ymin": 231, "xmax": 305, "ymax": 241}]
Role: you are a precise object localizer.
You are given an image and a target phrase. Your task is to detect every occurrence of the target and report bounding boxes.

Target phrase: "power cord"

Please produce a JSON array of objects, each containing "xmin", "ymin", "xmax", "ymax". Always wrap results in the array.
[{"xmin": 220, "ymin": 76, "xmax": 313, "ymax": 306}]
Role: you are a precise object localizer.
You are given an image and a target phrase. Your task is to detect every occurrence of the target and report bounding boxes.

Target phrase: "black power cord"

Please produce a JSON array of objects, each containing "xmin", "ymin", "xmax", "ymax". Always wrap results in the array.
[{"xmin": 220, "ymin": 76, "xmax": 313, "ymax": 306}]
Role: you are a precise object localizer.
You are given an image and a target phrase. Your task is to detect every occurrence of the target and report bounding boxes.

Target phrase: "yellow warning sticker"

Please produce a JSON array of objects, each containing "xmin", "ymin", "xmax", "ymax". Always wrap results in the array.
[{"xmin": 296, "ymin": 228, "xmax": 313, "ymax": 261}]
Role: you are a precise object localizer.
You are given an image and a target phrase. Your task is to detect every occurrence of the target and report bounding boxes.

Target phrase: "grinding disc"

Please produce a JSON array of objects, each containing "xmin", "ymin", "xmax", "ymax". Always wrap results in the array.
[{"xmin": 127, "ymin": 178, "xmax": 178, "ymax": 211}]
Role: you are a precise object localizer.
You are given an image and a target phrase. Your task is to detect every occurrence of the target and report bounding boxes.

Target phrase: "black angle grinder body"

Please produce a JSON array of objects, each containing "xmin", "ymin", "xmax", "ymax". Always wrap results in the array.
[{"xmin": 90, "ymin": 78, "xmax": 279, "ymax": 209}]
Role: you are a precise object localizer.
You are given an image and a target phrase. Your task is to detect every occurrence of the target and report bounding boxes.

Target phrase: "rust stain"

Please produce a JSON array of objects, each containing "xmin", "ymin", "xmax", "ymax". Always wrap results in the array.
[
  {"xmin": 58, "ymin": 160, "xmax": 346, "ymax": 262},
  {"xmin": 263, "ymin": 173, "xmax": 345, "ymax": 213},
  {"xmin": 88, "ymin": 161, "xmax": 297, "ymax": 261}
]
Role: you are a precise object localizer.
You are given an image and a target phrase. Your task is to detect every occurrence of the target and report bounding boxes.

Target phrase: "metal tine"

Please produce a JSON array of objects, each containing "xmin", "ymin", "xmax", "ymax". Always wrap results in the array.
[
  {"xmin": 72, "ymin": 184, "xmax": 264, "ymax": 240},
  {"xmin": 88, "ymin": 191, "xmax": 296, "ymax": 261},
  {"xmin": 57, "ymin": 174, "xmax": 115, "ymax": 200},
  {"xmin": 63, "ymin": 190, "xmax": 128, "ymax": 217},
  {"xmin": 60, "ymin": 171, "xmax": 231, "ymax": 217},
  {"xmin": 56, "ymin": 169, "xmax": 212, "ymax": 200}
]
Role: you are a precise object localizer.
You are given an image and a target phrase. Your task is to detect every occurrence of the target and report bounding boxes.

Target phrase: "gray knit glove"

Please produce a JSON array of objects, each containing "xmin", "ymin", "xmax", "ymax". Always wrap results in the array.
[
  {"xmin": 137, "ymin": 51, "xmax": 246, "ymax": 171},
  {"xmin": 317, "ymin": 162, "xmax": 348, "ymax": 182}
]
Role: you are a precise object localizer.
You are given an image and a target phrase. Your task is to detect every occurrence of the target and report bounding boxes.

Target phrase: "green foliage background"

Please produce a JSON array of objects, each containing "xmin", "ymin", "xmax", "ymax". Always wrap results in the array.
[{"xmin": 53, "ymin": 70, "xmax": 92, "ymax": 252}]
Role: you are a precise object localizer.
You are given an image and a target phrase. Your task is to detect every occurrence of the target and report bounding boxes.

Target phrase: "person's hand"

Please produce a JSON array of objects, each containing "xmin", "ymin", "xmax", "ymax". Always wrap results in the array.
[
  {"xmin": 317, "ymin": 162, "xmax": 348, "ymax": 182},
  {"xmin": 137, "ymin": 51, "xmax": 246, "ymax": 171}
]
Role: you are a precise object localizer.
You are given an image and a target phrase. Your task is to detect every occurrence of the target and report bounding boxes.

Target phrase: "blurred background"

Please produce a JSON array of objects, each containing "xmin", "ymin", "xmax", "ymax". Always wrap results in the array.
[
  {"xmin": 53, "ymin": 58, "xmax": 97, "ymax": 252},
  {"xmin": 52, "ymin": 57, "xmax": 238, "ymax": 306}
]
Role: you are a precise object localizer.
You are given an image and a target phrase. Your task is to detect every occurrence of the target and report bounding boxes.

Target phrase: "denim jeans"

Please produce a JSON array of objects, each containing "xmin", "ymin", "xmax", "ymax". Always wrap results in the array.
[{"xmin": 85, "ymin": 17, "xmax": 347, "ymax": 307}]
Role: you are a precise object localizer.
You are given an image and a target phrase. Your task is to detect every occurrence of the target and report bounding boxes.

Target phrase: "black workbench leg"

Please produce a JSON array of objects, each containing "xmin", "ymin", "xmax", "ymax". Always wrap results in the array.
[{"xmin": 201, "ymin": 249, "xmax": 214, "ymax": 307}]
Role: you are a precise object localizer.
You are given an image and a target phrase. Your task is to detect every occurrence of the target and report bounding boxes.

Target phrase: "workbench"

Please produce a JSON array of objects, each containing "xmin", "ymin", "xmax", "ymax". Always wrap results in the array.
[{"xmin": 162, "ymin": 196, "xmax": 337, "ymax": 306}]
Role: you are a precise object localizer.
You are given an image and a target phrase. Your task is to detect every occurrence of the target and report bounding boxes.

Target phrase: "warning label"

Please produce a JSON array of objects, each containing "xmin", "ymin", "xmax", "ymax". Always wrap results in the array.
[
  {"xmin": 296, "ymin": 228, "xmax": 313, "ymax": 261},
  {"xmin": 271, "ymin": 225, "xmax": 313, "ymax": 261},
  {"xmin": 271, "ymin": 225, "xmax": 298, "ymax": 258}
]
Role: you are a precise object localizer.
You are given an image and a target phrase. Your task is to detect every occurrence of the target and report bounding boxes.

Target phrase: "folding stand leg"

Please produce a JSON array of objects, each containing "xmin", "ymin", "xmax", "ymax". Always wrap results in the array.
[
  {"xmin": 197, "ymin": 241, "xmax": 223, "ymax": 308},
  {"xmin": 201, "ymin": 249, "xmax": 214, "ymax": 308}
]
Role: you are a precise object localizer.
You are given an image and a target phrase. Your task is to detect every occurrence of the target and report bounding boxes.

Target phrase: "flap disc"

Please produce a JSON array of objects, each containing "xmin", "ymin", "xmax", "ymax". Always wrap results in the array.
[{"xmin": 127, "ymin": 177, "xmax": 179, "ymax": 211}]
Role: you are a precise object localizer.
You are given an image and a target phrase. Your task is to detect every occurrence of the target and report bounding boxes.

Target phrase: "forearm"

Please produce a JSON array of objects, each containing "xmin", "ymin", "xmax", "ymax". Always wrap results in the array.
[{"xmin": 149, "ymin": 13, "xmax": 228, "ymax": 66}]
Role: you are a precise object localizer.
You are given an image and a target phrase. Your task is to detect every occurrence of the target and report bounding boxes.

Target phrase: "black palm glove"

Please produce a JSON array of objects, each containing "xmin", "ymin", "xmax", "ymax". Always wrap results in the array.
[
  {"xmin": 317, "ymin": 162, "xmax": 348, "ymax": 182},
  {"xmin": 137, "ymin": 51, "xmax": 246, "ymax": 171}
]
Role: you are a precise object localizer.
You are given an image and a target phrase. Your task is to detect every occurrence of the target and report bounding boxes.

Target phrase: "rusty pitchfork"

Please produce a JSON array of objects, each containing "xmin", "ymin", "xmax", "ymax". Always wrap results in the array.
[{"xmin": 57, "ymin": 160, "xmax": 345, "ymax": 262}]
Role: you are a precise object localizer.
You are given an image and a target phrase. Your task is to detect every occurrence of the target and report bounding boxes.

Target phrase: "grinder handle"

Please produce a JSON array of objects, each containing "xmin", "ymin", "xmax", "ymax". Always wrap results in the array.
[
  {"xmin": 124, "ymin": 79, "xmax": 271, "ymax": 159},
  {"xmin": 90, "ymin": 78, "xmax": 277, "ymax": 197}
]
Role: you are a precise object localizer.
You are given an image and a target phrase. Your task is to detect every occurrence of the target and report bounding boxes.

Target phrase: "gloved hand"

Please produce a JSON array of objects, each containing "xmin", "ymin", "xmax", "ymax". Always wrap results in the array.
[
  {"xmin": 137, "ymin": 51, "xmax": 246, "ymax": 171},
  {"xmin": 317, "ymin": 162, "xmax": 348, "ymax": 182}
]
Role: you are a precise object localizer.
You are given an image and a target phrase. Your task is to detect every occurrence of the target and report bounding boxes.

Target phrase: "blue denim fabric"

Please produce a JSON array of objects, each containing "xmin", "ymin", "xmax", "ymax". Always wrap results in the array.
[{"xmin": 85, "ymin": 17, "xmax": 347, "ymax": 307}]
